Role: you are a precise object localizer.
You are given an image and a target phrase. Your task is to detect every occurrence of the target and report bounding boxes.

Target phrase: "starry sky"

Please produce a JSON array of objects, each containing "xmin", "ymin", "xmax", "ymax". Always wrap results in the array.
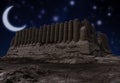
[{"xmin": 0, "ymin": 0, "xmax": 120, "ymax": 56}]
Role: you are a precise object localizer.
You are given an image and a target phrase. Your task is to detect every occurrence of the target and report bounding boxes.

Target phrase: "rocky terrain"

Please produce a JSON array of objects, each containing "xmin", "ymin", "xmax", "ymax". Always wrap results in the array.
[{"xmin": 0, "ymin": 61, "xmax": 120, "ymax": 83}]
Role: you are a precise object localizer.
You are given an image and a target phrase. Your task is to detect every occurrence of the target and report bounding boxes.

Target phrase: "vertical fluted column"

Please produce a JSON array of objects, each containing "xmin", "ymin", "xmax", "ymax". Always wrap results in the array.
[
  {"xmin": 29, "ymin": 28, "xmax": 32, "ymax": 44},
  {"xmin": 58, "ymin": 23, "xmax": 64, "ymax": 43},
  {"xmin": 34, "ymin": 28, "xmax": 38, "ymax": 44},
  {"xmin": 27, "ymin": 28, "xmax": 32, "ymax": 44},
  {"xmin": 23, "ymin": 30, "xmax": 26, "ymax": 45},
  {"xmin": 33, "ymin": 28, "xmax": 37, "ymax": 44},
  {"xmin": 38, "ymin": 26, "xmax": 43, "ymax": 43},
  {"xmin": 26, "ymin": 29, "xmax": 29, "ymax": 45},
  {"xmin": 10, "ymin": 37, "xmax": 15, "ymax": 46},
  {"xmin": 54, "ymin": 23, "xmax": 59, "ymax": 43},
  {"xmin": 22, "ymin": 29, "xmax": 27, "ymax": 45},
  {"xmin": 42, "ymin": 24, "xmax": 47, "ymax": 43},
  {"xmin": 67, "ymin": 20, "xmax": 73, "ymax": 42},
  {"xmin": 16, "ymin": 31, "xmax": 21, "ymax": 46},
  {"xmin": 18, "ymin": 30, "xmax": 23, "ymax": 46},
  {"xmin": 30, "ymin": 28, "xmax": 34, "ymax": 44},
  {"xmin": 21, "ymin": 30, "xmax": 25, "ymax": 45},
  {"xmin": 18, "ymin": 31, "xmax": 22, "ymax": 46},
  {"xmin": 80, "ymin": 26, "xmax": 87, "ymax": 40},
  {"xmin": 103, "ymin": 34, "xmax": 111, "ymax": 52},
  {"xmin": 30, "ymin": 28, "xmax": 36, "ymax": 44},
  {"xmin": 90, "ymin": 26, "xmax": 97, "ymax": 43},
  {"xmin": 23, "ymin": 29, "xmax": 28, "ymax": 45},
  {"xmin": 50, "ymin": 23, "xmax": 55, "ymax": 43},
  {"xmin": 62, "ymin": 21, "xmax": 68, "ymax": 43},
  {"xmin": 46, "ymin": 25, "xmax": 51, "ymax": 43},
  {"xmin": 73, "ymin": 19, "xmax": 80, "ymax": 42},
  {"xmin": 14, "ymin": 32, "xmax": 19, "ymax": 47},
  {"xmin": 82, "ymin": 19, "xmax": 96, "ymax": 42},
  {"xmin": 98, "ymin": 32, "xmax": 111, "ymax": 53},
  {"xmin": 24, "ymin": 30, "xmax": 26, "ymax": 45}
]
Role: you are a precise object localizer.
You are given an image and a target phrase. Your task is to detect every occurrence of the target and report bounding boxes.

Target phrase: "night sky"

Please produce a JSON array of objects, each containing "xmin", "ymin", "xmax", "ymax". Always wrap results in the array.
[{"xmin": 0, "ymin": 0, "xmax": 120, "ymax": 56}]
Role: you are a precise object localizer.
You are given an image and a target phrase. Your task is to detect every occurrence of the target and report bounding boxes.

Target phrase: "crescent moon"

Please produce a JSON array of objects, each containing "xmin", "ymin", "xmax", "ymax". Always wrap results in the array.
[{"xmin": 2, "ymin": 6, "xmax": 26, "ymax": 32}]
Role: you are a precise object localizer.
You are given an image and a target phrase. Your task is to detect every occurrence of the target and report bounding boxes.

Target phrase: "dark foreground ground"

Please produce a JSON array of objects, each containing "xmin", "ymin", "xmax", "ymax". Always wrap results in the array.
[{"xmin": 0, "ymin": 60, "xmax": 120, "ymax": 83}]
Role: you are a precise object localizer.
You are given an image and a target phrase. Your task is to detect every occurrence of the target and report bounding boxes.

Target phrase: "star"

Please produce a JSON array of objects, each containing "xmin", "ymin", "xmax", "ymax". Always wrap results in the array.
[
  {"xmin": 22, "ymin": 1, "xmax": 26, "ymax": 5},
  {"xmin": 91, "ymin": 13, "xmax": 96, "ymax": 18},
  {"xmin": 53, "ymin": 16, "xmax": 59, "ymax": 22},
  {"xmin": 100, "ymin": 0, "xmax": 105, "ymax": 2},
  {"xmin": 14, "ymin": 16, "xmax": 18, "ymax": 20},
  {"xmin": 70, "ymin": 0, "xmax": 75, "ymax": 6},
  {"xmin": 119, "ymin": 40, "xmax": 120, "ymax": 44},
  {"xmin": 92, "ymin": 23, "xmax": 95, "ymax": 27},
  {"xmin": 112, "ymin": 32, "xmax": 115, "ymax": 36},
  {"xmin": 30, "ymin": 20, "xmax": 34, "ymax": 26},
  {"xmin": 96, "ymin": 20, "xmax": 102, "ymax": 26},
  {"xmin": 55, "ymin": 8, "xmax": 59, "ymax": 12},
  {"xmin": 92, "ymin": 5, "xmax": 97, "ymax": 10},
  {"xmin": 111, "ymin": 40, "xmax": 114, "ymax": 44},
  {"xmin": 38, "ymin": 15, "xmax": 42, "ymax": 19},
  {"xmin": 107, "ymin": 12, "xmax": 112, "ymax": 17},
  {"xmin": 63, "ymin": 7, "xmax": 68, "ymax": 12},
  {"xmin": 31, "ymin": 6, "xmax": 34, "ymax": 10},
  {"xmin": 108, "ymin": 7, "xmax": 113, "ymax": 11},
  {"xmin": 41, "ymin": 9, "xmax": 45, "ymax": 14}
]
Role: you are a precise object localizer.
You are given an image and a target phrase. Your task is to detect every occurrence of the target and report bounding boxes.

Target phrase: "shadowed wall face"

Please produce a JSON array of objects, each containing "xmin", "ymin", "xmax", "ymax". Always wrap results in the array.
[
  {"xmin": 98, "ymin": 32, "xmax": 111, "ymax": 53},
  {"xmin": 82, "ymin": 19, "xmax": 97, "ymax": 43}
]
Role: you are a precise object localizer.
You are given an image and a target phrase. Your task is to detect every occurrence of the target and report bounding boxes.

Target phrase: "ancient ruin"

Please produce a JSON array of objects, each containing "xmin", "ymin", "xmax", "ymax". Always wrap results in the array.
[{"xmin": 6, "ymin": 19, "xmax": 112, "ymax": 63}]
